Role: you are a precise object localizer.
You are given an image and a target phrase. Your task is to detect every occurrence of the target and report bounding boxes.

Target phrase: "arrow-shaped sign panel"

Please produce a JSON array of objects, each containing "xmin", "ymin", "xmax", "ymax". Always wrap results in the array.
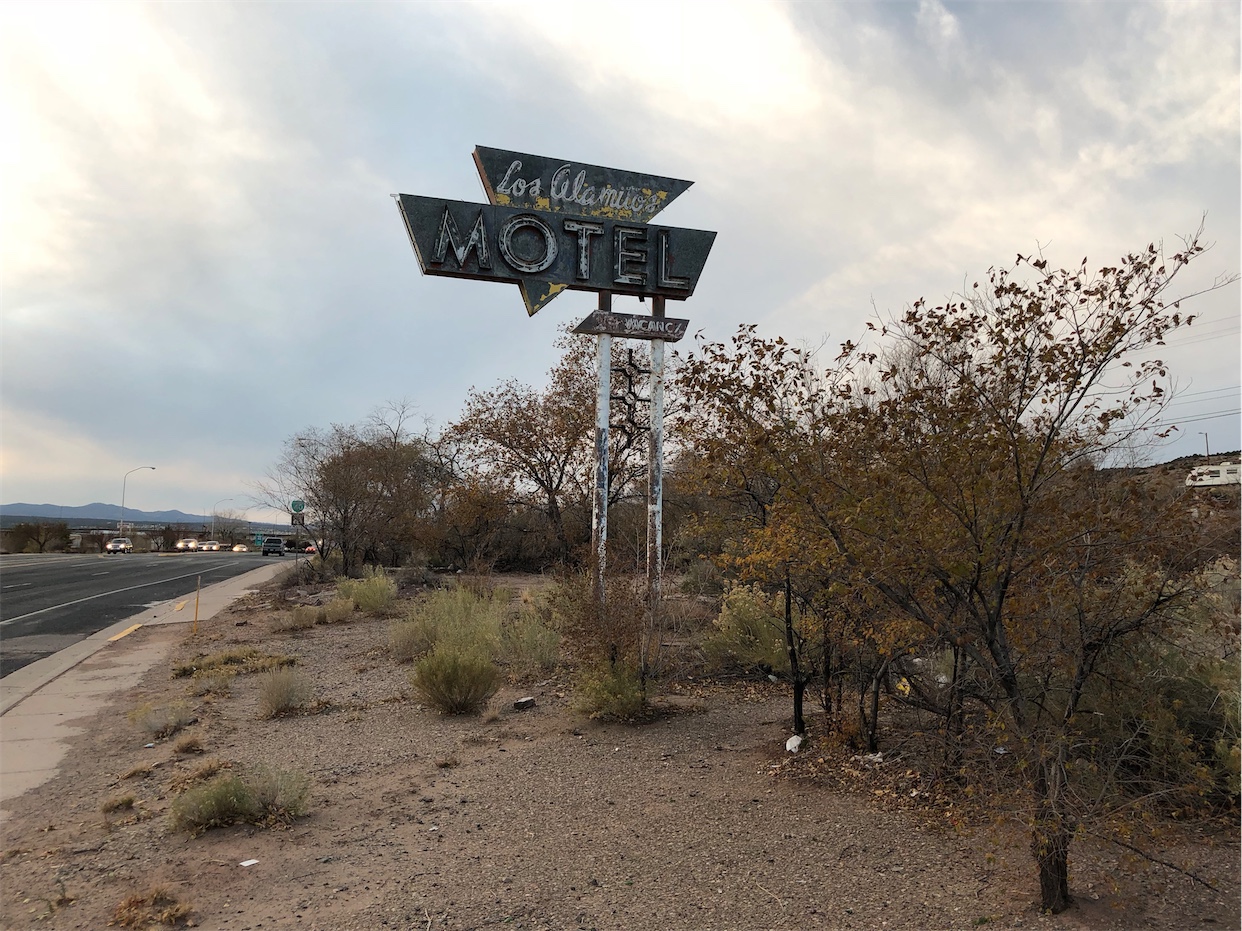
[
  {"xmin": 473, "ymin": 146, "xmax": 692, "ymax": 223},
  {"xmin": 573, "ymin": 310, "xmax": 690, "ymax": 342},
  {"xmin": 396, "ymin": 194, "xmax": 716, "ymax": 313},
  {"xmin": 472, "ymin": 147, "xmax": 698, "ymax": 313}
]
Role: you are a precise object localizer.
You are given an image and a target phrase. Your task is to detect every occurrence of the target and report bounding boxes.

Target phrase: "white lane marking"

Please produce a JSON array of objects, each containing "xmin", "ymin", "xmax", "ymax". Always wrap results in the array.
[
  {"xmin": 0, "ymin": 567, "xmax": 231, "ymax": 627},
  {"xmin": 2, "ymin": 583, "xmax": 34, "ymax": 590}
]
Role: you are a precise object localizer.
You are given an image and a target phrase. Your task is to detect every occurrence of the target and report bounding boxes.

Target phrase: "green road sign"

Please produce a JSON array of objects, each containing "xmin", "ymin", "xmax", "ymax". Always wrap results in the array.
[
  {"xmin": 291, "ymin": 500, "xmax": 305, "ymax": 513},
  {"xmin": 254, "ymin": 534, "xmax": 264, "ymax": 545}
]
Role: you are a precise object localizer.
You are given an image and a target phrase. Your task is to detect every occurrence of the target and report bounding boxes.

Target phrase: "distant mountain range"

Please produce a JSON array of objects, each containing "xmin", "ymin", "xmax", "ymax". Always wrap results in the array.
[{"xmin": 2, "ymin": 503, "xmax": 209, "ymax": 524}]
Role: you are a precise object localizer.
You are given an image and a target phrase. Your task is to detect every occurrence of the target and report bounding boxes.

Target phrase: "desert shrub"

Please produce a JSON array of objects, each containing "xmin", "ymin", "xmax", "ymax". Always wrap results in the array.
[
  {"xmin": 679, "ymin": 557, "xmax": 725, "ymax": 596},
  {"xmin": 321, "ymin": 596, "xmax": 354, "ymax": 623},
  {"xmin": 574, "ymin": 663, "xmax": 647, "ymax": 721},
  {"xmin": 245, "ymin": 765, "xmax": 311, "ymax": 820},
  {"xmin": 257, "ymin": 667, "xmax": 313, "ymax": 718},
  {"xmin": 129, "ymin": 702, "xmax": 196, "ymax": 739},
  {"xmin": 337, "ymin": 567, "xmax": 398, "ymax": 615},
  {"xmin": 170, "ymin": 773, "xmax": 258, "ymax": 833},
  {"xmin": 274, "ymin": 606, "xmax": 321, "ymax": 631},
  {"xmin": 411, "ymin": 648, "xmax": 499, "ymax": 715},
  {"xmin": 389, "ymin": 618, "xmax": 432, "ymax": 663},
  {"xmin": 395, "ymin": 586, "xmax": 505, "ymax": 661},
  {"xmin": 101, "ymin": 795, "xmax": 136, "ymax": 814},
  {"xmin": 499, "ymin": 607, "xmax": 561, "ymax": 676},
  {"xmin": 549, "ymin": 570, "xmax": 649, "ymax": 668},
  {"xmin": 112, "ymin": 886, "xmax": 193, "ymax": 928},
  {"xmin": 170, "ymin": 766, "xmax": 308, "ymax": 834},
  {"xmin": 703, "ymin": 584, "xmax": 790, "ymax": 675}
]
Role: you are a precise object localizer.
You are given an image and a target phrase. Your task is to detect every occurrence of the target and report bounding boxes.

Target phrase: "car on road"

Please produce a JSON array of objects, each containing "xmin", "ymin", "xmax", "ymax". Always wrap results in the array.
[
  {"xmin": 262, "ymin": 537, "xmax": 285, "ymax": 556},
  {"xmin": 175, "ymin": 538, "xmax": 198, "ymax": 551},
  {"xmin": 104, "ymin": 537, "xmax": 133, "ymax": 554},
  {"xmin": 199, "ymin": 540, "xmax": 221, "ymax": 552},
  {"xmin": 232, "ymin": 544, "xmax": 248, "ymax": 552}
]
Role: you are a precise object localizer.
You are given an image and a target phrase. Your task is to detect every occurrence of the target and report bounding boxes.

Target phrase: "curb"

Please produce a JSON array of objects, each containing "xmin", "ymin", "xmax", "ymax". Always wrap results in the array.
[{"xmin": 0, "ymin": 562, "xmax": 291, "ymax": 716}]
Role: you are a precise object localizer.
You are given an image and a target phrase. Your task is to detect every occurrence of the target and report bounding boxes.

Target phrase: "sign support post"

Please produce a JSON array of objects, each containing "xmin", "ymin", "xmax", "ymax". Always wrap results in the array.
[
  {"xmin": 592, "ymin": 291, "xmax": 612, "ymax": 610},
  {"xmin": 643, "ymin": 296, "xmax": 667, "ymax": 684}
]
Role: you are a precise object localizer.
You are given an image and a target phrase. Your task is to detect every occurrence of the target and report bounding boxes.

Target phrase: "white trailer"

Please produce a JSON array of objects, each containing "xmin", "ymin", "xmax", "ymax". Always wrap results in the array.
[{"xmin": 1185, "ymin": 462, "xmax": 1241, "ymax": 487}]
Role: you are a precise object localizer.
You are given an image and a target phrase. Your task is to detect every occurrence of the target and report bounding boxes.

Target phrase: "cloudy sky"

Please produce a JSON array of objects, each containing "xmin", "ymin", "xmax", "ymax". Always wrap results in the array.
[{"xmin": 2, "ymin": 0, "xmax": 1238, "ymax": 522}]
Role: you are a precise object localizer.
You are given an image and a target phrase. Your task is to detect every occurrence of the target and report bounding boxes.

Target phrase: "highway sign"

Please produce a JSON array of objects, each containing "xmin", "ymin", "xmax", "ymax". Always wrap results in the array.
[
  {"xmin": 291, "ymin": 500, "xmax": 305, "ymax": 513},
  {"xmin": 291, "ymin": 513, "xmax": 306, "ymax": 527}
]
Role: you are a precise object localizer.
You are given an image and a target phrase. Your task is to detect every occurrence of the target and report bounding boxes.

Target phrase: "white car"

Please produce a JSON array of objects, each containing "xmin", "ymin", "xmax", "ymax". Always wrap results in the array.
[
  {"xmin": 175, "ymin": 538, "xmax": 198, "ymax": 551},
  {"xmin": 104, "ymin": 537, "xmax": 133, "ymax": 554},
  {"xmin": 199, "ymin": 540, "xmax": 221, "ymax": 552},
  {"xmin": 232, "ymin": 544, "xmax": 249, "ymax": 552}
]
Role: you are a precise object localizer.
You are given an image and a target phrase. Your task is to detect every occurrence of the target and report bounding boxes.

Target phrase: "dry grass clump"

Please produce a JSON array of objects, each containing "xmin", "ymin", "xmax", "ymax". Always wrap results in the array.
[
  {"xmin": 128, "ymin": 702, "xmax": 196, "ymax": 739},
  {"xmin": 170, "ymin": 766, "xmax": 308, "ymax": 835},
  {"xmin": 338, "ymin": 568, "xmax": 398, "ymax": 615},
  {"xmin": 112, "ymin": 885, "xmax": 193, "ymax": 928},
  {"xmin": 411, "ymin": 649, "xmax": 499, "ymax": 715},
  {"xmin": 274, "ymin": 605, "xmax": 320, "ymax": 631},
  {"xmin": 257, "ymin": 667, "xmax": 313, "ymax": 718},
  {"xmin": 172, "ymin": 646, "xmax": 295, "ymax": 679},
  {"xmin": 168, "ymin": 758, "xmax": 228, "ymax": 793},
  {"xmin": 122, "ymin": 763, "xmax": 155, "ymax": 780},
  {"xmin": 321, "ymin": 596, "xmax": 354, "ymax": 623},
  {"xmin": 101, "ymin": 794, "xmax": 136, "ymax": 814},
  {"xmin": 173, "ymin": 733, "xmax": 204, "ymax": 755},
  {"xmin": 187, "ymin": 672, "xmax": 234, "ymax": 697},
  {"xmin": 500, "ymin": 605, "xmax": 561, "ymax": 677}
]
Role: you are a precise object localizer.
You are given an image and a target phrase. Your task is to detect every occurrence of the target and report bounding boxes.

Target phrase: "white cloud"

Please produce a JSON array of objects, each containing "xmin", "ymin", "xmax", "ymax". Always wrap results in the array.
[{"xmin": 0, "ymin": 0, "xmax": 1237, "ymax": 509}]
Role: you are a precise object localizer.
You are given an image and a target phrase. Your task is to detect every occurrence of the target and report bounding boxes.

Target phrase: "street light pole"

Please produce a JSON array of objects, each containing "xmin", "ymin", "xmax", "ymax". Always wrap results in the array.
[
  {"xmin": 211, "ymin": 497, "xmax": 234, "ymax": 539},
  {"xmin": 120, "ymin": 466, "xmax": 156, "ymax": 534},
  {"xmin": 1199, "ymin": 432, "xmax": 1210, "ymax": 460}
]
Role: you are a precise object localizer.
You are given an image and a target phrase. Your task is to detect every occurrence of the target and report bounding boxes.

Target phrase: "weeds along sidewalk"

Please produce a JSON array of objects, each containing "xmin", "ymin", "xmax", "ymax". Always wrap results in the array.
[{"xmin": 0, "ymin": 562, "xmax": 292, "ymax": 813}]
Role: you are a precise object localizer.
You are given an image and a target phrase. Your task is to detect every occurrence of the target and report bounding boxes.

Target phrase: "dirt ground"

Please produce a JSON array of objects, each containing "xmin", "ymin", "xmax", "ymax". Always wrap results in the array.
[{"xmin": 1, "ymin": 578, "xmax": 1237, "ymax": 931}]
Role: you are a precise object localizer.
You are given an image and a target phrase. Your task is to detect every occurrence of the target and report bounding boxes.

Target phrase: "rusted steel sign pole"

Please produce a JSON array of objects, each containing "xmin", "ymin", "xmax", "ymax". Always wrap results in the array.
[
  {"xmin": 396, "ymin": 146, "xmax": 715, "ymax": 630},
  {"xmin": 645, "ymin": 296, "xmax": 668, "ymax": 672},
  {"xmin": 592, "ymin": 292, "xmax": 612, "ymax": 603}
]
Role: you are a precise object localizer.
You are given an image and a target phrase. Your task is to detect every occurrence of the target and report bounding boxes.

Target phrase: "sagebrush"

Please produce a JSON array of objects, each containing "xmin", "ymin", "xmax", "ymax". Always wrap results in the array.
[{"xmin": 411, "ymin": 648, "xmax": 499, "ymax": 715}]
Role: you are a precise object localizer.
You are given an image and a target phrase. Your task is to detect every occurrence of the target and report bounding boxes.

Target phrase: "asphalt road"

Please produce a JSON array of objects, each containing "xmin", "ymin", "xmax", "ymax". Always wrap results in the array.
[{"xmin": 0, "ymin": 552, "xmax": 273, "ymax": 677}]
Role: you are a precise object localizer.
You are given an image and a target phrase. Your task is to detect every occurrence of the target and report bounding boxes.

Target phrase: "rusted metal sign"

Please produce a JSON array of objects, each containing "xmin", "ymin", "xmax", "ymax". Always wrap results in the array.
[
  {"xmin": 473, "ymin": 146, "xmax": 693, "ymax": 222},
  {"xmin": 396, "ymin": 194, "xmax": 715, "ymax": 314},
  {"xmin": 573, "ymin": 310, "xmax": 689, "ymax": 342}
]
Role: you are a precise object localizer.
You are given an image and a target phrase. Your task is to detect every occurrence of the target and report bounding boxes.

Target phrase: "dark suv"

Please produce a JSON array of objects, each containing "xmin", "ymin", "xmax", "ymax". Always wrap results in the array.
[{"xmin": 262, "ymin": 536, "xmax": 285, "ymax": 556}]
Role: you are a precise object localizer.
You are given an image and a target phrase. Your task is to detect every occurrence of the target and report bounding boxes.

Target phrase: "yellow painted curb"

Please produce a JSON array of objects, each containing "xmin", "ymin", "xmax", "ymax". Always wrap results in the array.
[{"xmin": 107, "ymin": 624, "xmax": 143, "ymax": 642}]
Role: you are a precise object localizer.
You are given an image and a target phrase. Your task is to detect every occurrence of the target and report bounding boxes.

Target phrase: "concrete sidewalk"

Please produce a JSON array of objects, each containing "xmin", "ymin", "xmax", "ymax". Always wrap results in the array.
[{"xmin": 0, "ymin": 562, "xmax": 290, "ymax": 816}]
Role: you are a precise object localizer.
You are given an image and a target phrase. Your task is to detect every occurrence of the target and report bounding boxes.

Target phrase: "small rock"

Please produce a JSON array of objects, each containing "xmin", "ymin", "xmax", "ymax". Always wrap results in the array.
[
  {"xmin": 513, "ymin": 697, "xmax": 536, "ymax": 710},
  {"xmin": 785, "ymin": 735, "xmax": 803, "ymax": 753}
]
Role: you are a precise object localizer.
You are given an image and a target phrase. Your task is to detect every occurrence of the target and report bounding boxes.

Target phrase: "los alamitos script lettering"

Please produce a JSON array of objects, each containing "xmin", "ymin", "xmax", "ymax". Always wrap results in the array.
[
  {"xmin": 471, "ymin": 146, "xmax": 694, "ymax": 226},
  {"xmin": 494, "ymin": 160, "xmax": 667, "ymax": 221}
]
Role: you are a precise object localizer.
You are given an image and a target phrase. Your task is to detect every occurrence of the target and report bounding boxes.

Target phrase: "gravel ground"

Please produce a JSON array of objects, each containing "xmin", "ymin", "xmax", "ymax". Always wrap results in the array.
[{"xmin": 1, "ymin": 583, "xmax": 1237, "ymax": 930}]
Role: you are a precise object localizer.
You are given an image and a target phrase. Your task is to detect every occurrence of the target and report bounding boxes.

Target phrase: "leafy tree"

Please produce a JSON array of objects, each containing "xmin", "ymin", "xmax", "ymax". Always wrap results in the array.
[
  {"xmin": 255, "ymin": 402, "xmax": 434, "ymax": 576},
  {"xmin": 7, "ymin": 521, "xmax": 70, "ymax": 553},
  {"xmin": 677, "ymin": 228, "xmax": 1236, "ymax": 912},
  {"xmin": 449, "ymin": 333, "xmax": 650, "ymax": 567}
]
